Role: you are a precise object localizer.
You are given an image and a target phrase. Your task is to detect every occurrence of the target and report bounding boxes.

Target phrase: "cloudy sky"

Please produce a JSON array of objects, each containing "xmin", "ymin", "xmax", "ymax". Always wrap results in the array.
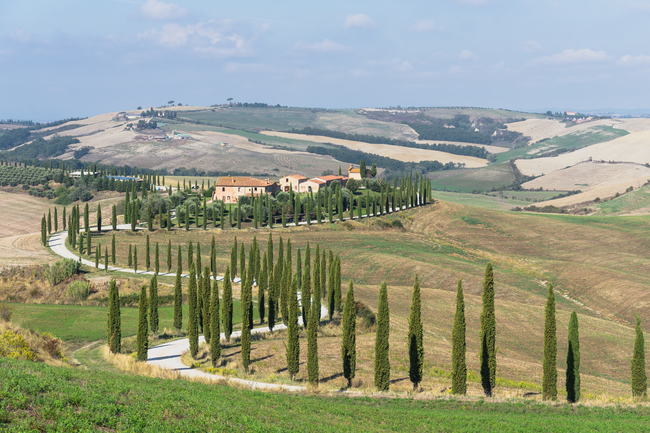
[{"xmin": 2, "ymin": 0, "xmax": 650, "ymax": 120}]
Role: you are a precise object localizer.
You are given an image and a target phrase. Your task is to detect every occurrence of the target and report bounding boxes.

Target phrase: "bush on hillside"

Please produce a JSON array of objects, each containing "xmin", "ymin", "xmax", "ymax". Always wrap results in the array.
[
  {"xmin": 46, "ymin": 258, "xmax": 81, "ymax": 285},
  {"xmin": 66, "ymin": 280, "xmax": 91, "ymax": 301}
]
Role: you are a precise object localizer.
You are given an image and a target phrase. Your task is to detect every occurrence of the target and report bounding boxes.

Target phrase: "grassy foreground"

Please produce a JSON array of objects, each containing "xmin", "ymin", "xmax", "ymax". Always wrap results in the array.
[{"xmin": 3, "ymin": 358, "xmax": 650, "ymax": 432}]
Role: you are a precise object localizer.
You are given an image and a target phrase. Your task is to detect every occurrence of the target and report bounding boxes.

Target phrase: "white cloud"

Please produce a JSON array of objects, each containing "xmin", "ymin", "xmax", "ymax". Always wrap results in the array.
[
  {"xmin": 521, "ymin": 40, "xmax": 542, "ymax": 53},
  {"xmin": 345, "ymin": 14, "xmax": 376, "ymax": 29},
  {"xmin": 392, "ymin": 60, "xmax": 413, "ymax": 72},
  {"xmin": 294, "ymin": 39, "xmax": 351, "ymax": 52},
  {"xmin": 10, "ymin": 29, "xmax": 48, "ymax": 44},
  {"xmin": 619, "ymin": 54, "xmax": 650, "ymax": 65},
  {"xmin": 534, "ymin": 48, "xmax": 609, "ymax": 65},
  {"xmin": 139, "ymin": 19, "xmax": 254, "ymax": 57},
  {"xmin": 139, "ymin": 0, "xmax": 188, "ymax": 20},
  {"xmin": 459, "ymin": 49, "xmax": 475, "ymax": 60},
  {"xmin": 350, "ymin": 68, "xmax": 373, "ymax": 77},
  {"xmin": 412, "ymin": 19, "xmax": 439, "ymax": 31}
]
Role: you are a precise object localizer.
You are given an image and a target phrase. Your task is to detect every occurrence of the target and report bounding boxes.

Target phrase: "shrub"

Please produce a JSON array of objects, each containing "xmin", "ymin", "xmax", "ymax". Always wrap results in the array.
[
  {"xmin": 0, "ymin": 330, "xmax": 37, "ymax": 361},
  {"xmin": 22, "ymin": 184, "xmax": 30, "ymax": 190},
  {"xmin": 0, "ymin": 304, "xmax": 12, "ymax": 322},
  {"xmin": 45, "ymin": 190, "xmax": 56, "ymax": 199},
  {"xmin": 66, "ymin": 280, "xmax": 91, "ymax": 301},
  {"xmin": 355, "ymin": 301, "xmax": 376, "ymax": 329},
  {"xmin": 46, "ymin": 258, "xmax": 81, "ymax": 285}
]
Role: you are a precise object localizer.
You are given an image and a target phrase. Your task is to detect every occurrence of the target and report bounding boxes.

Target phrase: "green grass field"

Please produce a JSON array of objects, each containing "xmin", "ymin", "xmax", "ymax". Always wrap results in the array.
[
  {"xmin": 8, "ymin": 301, "xmax": 248, "ymax": 342},
  {"xmin": 592, "ymin": 184, "xmax": 650, "ymax": 215},
  {"xmin": 422, "ymin": 107, "xmax": 546, "ymax": 120},
  {"xmin": 429, "ymin": 190, "xmax": 560, "ymax": 211},
  {"xmin": 182, "ymin": 107, "xmax": 321, "ymax": 131},
  {"xmin": 430, "ymin": 163, "xmax": 516, "ymax": 192},
  {"xmin": 4, "ymin": 358, "xmax": 650, "ymax": 432}
]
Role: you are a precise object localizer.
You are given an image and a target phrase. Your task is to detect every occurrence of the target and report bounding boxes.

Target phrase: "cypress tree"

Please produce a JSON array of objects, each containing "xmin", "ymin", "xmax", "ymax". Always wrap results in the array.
[
  {"xmin": 136, "ymin": 284, "xmax": 148, "ymax": 361},
  {"xmin": 188, "ymin": 262, "xmax": 199, "ymax": 358},
  {"xmin": 259, "ymin": 251, "xmax": 267, "ymax": 324},
  {"xmin": 84, "ymin": 203, "xmax": 89, "ymax": 234},
  {"xmin": 107, "ymin": 279, "xmax": 121, "ymax": 353},
  {"xmin": 63, "ymin": 207, "xmax": 66, "ymax": 230},
  {"xmin": 127, "ymin": 244, "xmax": 132, "ymax": 267},
  {"xmin": 154, "ymin": 241, "xmax": 159, "ymax": 274},
  {"xmin": 451, "ymin": 279, "xmax": 467, "ymax": 395},
  {"xmin": 79, "ymin": 231, "xmax": 85, "ymax": 254},
  {"xmin": 203, "ymin": 200, "xmax": 207, "ymax": 230},
  {"xmin": 167, "ymin": 239, "xmax": 172, "ymax": 272},
  {"xmin": 145, "ymin": 235, "xmax": 150, "ymax": 271},
  {"xmin": 112, "ymin": 204, "xmax": 117, "ymax": 230},
  {"xmin": 408, "ymin": 274, "xmax": 424, "ymax": 390},
  {"xmin": 173, "ymin": 246, "xmax": 183, "ymax": 334},
  {"xmin": 229, "ymin": 204, "xmax": 232, "ymax": 228},
  {"xmin": 241, "ymin": 271, "xmax": 252, "ymax": 372},
  {"xmin": 210, "ymin": 235, "xmax": 216, "ymax": 274},
  {"xmin": 337, "ymin": 190, "xmax": 343, "ymax": 222},
  {"xmin": 231, "ymin": 237, "xmax": 238, "ymax": 280},
  {"xmin": 87, "ymin": 231, "xmax": 92, "ymax": 255},
  {"xmin": 542, "ymin": 283, "xmax": 557, "ymax": 400},
  {"xmin": 313, "ymin": 244, "xmax": 321, "ymax": 325},
  {"xmin": 321, "ymin": 250, "xmax": 327, "ymax": 301},
  {"xmin": 239, "ymin": 244, "xmax": 245, "ymax": 287},
  {"xmin": 104, "ymin": 247, "xmax": 108, "ymax": 271},
  {"xmin": 374, "ymin": 282, "xmax": 390, "ymax": 391},
  {"xmin": 167, "ymin": 207, "xmax": 171, "ymax": 231},
  {"xmin": 196, "ymin": 241, "xmax": 202, "ymax": 277},
  {"xmin": 149, "ymin": 273, "xmax": 159, "ymax": 338},
  {"xmin": 335, "ymin": 256, "xmax": 342, "ymax": 313},
  {"xmin": 286, "ymin": 275, "xmax": 300, "ymax": 379},
  {"xmin": 302, "ymin": 253, "xmax": 311, "ymax": 328},
  {"xmin": 341, "ymin": 280, "xmax": 356, "ymax": 388},
  {"xmin": 307, "ymin": 292, "xmax": 319, "ymax": 387},
  {"xmin": 188, "ymin": 240, "xmax": 193, "ymax": 267},
  {"xmin": 632, "ymin": 314, "xmax": 647, "ymax": 398},
  {"xmin": 222, "ymin": 266, "xmax": 233, "ymax": 342},
  {"xmin": 237, "ymin": 202, "xmax": 242, "ymax": 229},
  {"xmin": 131, "ymin": 205, "xmax": 137, "ymax": 231},
  {"xmin": 360, "ymin": 159, "xmax": 366, "ymax": 178},
  {"xmin": 54, "ymin": 207, "xmax": 58, "ymax": 232},
  {"xmin": 566, "ymin": 311, "xmax": 581, "ymax": 403},
  {"xmin": 197, "ymin": 270, "xmax": 204, "ymax": 334},
  {"xmin": 203, "ymin": 266, "xmax": 211, "ymax": 344},
  {"xmin": 111, "ymin": 234, "xmax": 116, "ymax": 264},
  {"xmin": 294, "ymin": 195, "xmax": 300, "ymax": 225},
  {"xmin": 480, "ymin": 263, "xmax": 496, "ymax": 397},
  {"xmin": 296, "ymin": 248, "xmax": 302, "ymax": 290},
  {"xmin": 328, "ymin": 191, "xmax": 333, "ymax": 223},
  {"xmin": 133, "ymin": 245, "xmax": 138, "ymax": 273},
  {"xmin": 97, "ymin": 204, "xmax": 102, "ymax": 233},
  {"xmin": 41, "ymin": 215, "xmax": 47, "ymax": 246},
  {"xmin": 184, "ymin": 203, "xmax": 189, "ymax": 230},
  {"xmin": 95, "ymin": 245, "xmax": 100, "ymax": 268},
  {"xmin": 327, "ymin": 254, "xmax": 335, "ymax": 321},
  {"xmin": 210, "ymin": 278, "xmax": 221, "ymax": 367}
]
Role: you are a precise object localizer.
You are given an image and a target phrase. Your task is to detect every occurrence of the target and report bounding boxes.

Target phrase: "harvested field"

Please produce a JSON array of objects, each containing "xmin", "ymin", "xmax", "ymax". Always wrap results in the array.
[
  {"xmin": 521, "ymin": 162, "xmax": 650, "ymax": 192},
  {"xmin": 506, "ymin": 118, "xmax": 622, "ymax": 144},
  {"xmin": 260, "ymin": 131, "xmax": 488, "ymax": 167},
  {"xmin": 515, "ymin": 130, "xmax": 650, "ymax": 177}
]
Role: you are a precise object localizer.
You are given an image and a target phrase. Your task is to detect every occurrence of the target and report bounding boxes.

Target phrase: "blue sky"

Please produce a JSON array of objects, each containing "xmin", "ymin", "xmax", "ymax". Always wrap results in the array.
[{"xmin": 2, "ymin": 0, "xmax": 650, "ymax": 121}]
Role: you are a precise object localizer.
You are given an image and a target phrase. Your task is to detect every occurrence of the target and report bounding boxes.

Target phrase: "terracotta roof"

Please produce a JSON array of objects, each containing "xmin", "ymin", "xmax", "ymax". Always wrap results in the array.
[
  {"xmin": 307, "ymin": 178, "xmax": 326, "ymax": 184},
  {"xmin": 286, "ymin": 174, "xmax": 307, "ymax": 180},
  {"xmin": 214, "ymin": 176, "xmax": 274, "ymax": 187},
  {"xmin": 317, "ymin": 175, "xmax": 347, "ymax": 182}
]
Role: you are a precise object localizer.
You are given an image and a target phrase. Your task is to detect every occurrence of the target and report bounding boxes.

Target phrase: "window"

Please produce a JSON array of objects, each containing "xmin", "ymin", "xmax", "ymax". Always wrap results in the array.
[
  {"xmin": 255, "ymin": 187, "xmax": 258, "ymax": 191},
  {"xmin": 222, "ymin": 187, "xmax": 225, "ymax": 192},
  {"xmin": 238, "ymin": 187, "xmax": 241, "ymax": 192}
]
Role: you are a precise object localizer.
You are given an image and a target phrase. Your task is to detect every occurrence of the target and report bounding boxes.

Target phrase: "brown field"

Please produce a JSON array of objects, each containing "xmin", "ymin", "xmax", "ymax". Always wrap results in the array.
[
  {"xmin": 260, "ymin": 131, "xmax": 488, "ymax": 167},
  {"xmin": 416, "ymin": 140, "xmax": 509, "ymax": 154},
  {"xmin": 516, "ymin": 130, "xmax": 650, "ymax": 177},
  {"xmin": 521, "ymin": 162, "xmax": 650, "ymax": 192},
  {"xmin": 93, "ymin": 199, "xmax": 650, "ymax": 396}
]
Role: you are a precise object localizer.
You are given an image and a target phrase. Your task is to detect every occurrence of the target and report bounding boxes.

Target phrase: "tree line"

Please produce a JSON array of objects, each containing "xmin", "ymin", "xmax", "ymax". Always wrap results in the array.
[{"xmin": 293, "ymin": 127, "xmax": 490, "ymax": 159}]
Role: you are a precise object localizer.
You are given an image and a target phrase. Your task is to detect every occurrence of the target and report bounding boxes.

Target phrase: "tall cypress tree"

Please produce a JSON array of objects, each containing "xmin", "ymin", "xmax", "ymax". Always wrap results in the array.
[
  {"xmin": 480, "ymin": 263, "xmax": 496, "ymax": 397},
  {"xmin": 95, "ymin": 245, "xmax": 100, "ymax": 268},
  {"xmin": 341, "ymin": 280, "xmax": 356, "ymax": 388},
  {"xmin": 188, "ymin": 240, "xmax": 193, "ymax": 268},
  {"xmin": 241, "ymin": 271, "xmax": 252, "ymax": 372},
  {"xmin": 97, "ymin": 204, "xmax": 102, "ymax": 233},
  {"xmin": 112, "ymin": 204, "xmax": 117, "ymax": 230},
  {"xmin": 54, "ymin": 207, "xmax": 58, "ymax": 232},
  {"xmin": 632, "ymin": 314, "xmax": 647, "ymax": 398},
  {"xmin": 408, "ymin": 274, "xmax": 424, "ymax": 390},
  {"xmin": 313, "ymin": 244, "xmax": 321, "ymax": 325},
  {"xmin": 111, "ymin": 234, "xmax": 116, "ymax": 265},
  {"xmin": 133, "ymin": 245, "xmax": 138, "ymax": 273},
  {"xmin": 374, "ymin": 282, "xmax": 390, "ymax": 391},
  {"xmin": 451, "ymin": 279, "xmax": 467, "ymax": 395},
  {"xmin": 127, "ymin": 244, "xmax": 132, "ymax": 267},
  {"xmin": 107, "ymin": 279, "xmax": 121, "ymax": 353},
  {"xmin": 307, "ymin": 293, "xmax": 319, "ymax": 387},
  {"xmin": 145, "ymin": 235, "xmax": 151, "ymax": 271},
  {"xmin": 327, "ymin": 254, "xmax": 335, "ymax": 321},
  {"xmin": 167, "ymin": 239, "xmax": 172, "ymax": 273},
  {"xmin": 104, "ymin": 247, "xmax": 108, "ymax": 271},
  {"xmin": 154, "ymin": 241, "xmax": 160, "ymax": 274},
  {"xmin": 167, "ymin": 207, "xmax": 171, "ymax": 231},
  {"xmin": 222, "ymin": 266, "xmax": 233, "ymax": 342},
  {"xmin": 321, "ymin": 250, "xmax": 327, "ymax": 301},
  {"xmin": 210, "ymin": 278, "xmax": 221, "ymax": 367},
  {"xmin": 231, "ymin": 237, "xmax": 238, "ymax": 280},
  {"xmin": 203, "ymin": 266, "xmax": 211, "ymax": 344},
  {"xmin": 196, "ymin": 242, "xmax": 202, "ymax": 279},
  {"xmin": 197, "ymin": 270, "xmax": 204, "ymax": 334},
  {"xmin": 566, "ymin": 311, "xmax": 580, "ymax": 403},
  {"xmin": 173, "ymin": 246, "xmax": 183, "ymax": 334},
  {"xmin": 149, "ymin": 273, "xmax": 159, "ymax": 338},
  {"xmin": 259, "ymin": 251, "xmax": 267, "ymax": 324},
  {"xmin": 334, "ymin": 256, "xmax": 342, "ymax": 313},
  {"xmin": 302, "ymin": 254, "xmax": 311, "ymax": 328},
  {"xmin": 542, "ymin": 283, "xmax": 557, "ymax": 400},
  {"xmin": 188, "ymin": 262, "xmax": 199, "ymax": 358},
  {"xmin": 286, "ymin": 275, "xmax": 300, "ymax": 380},
  {"xmin": 136, "ymin": 284, "xmax": 148, "ymax": 361},
  {"xmin": 84, "ymin": 203, "xmax": 89, "ymax": 234},
  {"xmin": 240, "ymin": 243, "xmax": 246, "ymax": 288}
]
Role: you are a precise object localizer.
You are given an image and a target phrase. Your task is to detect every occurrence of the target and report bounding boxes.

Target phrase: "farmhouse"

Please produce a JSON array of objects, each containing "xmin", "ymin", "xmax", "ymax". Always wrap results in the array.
[
  {"xmin": 347, "ymin": 164, "xmax": 371, "ymax": 180},
  {"xmin": 302, "ymin": 175, "xmax": 348, "ymax": 192},
  {"xmin": 278, "ymin": 174, "xmax": 307, "ymax": 192},
  {"xmin": 212, "ymin": 176, "xmax": 278, "ymax": 203}
]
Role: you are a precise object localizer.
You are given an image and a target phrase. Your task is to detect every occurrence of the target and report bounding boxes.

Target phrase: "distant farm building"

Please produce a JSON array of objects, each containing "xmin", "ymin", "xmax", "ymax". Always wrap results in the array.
[
  {"xmin": 302, "ymin": 175, "xmax": 348, "ymax": 192},
  {"xmin": 278, "ymin": 174, "xmax": 308, "ymax": 192},
  {"xmin": 347, "ymin": 164, "xmax": 371, "ymax": 180},
  {"xmin": 212, "ymin": 176, "xmax": 279, "ymax": 203}
]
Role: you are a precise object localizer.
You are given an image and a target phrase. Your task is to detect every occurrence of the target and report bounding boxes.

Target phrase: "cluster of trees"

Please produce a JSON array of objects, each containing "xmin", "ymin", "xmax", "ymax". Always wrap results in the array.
[
  {"xmin": 1, "ymin": 135, "xmax": 80, "ymax": 160},
  {"xmin": 293, "ymin": 127, "xmax": 490, "ymax": 159},
  {"xmin": 307, "ymin": 145, "xmax": 461, "ymax": 177},
  {"xmin": 0, "ymin": 164, "xmax": 58, "ymax": 187}
]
